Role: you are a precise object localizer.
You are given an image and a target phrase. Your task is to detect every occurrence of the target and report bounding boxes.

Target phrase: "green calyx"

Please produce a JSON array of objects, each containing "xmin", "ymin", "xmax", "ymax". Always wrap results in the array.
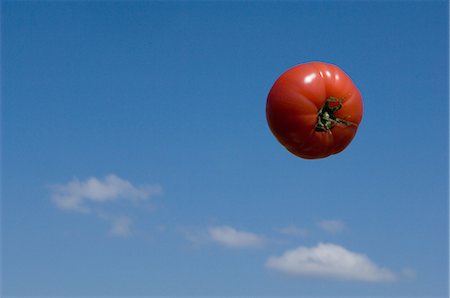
[{"xmin": 315, "ymin": 97, "xmax": 357, "ymax": 132}]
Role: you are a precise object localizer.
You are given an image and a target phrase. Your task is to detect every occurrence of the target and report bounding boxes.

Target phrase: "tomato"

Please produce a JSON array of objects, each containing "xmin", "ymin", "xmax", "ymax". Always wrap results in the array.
[{"xmin": 266, "ymin": 62, "xmax": 363, "ymax": 159}]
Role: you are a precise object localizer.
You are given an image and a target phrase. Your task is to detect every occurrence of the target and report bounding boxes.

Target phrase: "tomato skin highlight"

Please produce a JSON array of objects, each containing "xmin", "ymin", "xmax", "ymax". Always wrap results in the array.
[{"xmin": 266, "ymin": 62, "xmax": 363, "ymax": 159}]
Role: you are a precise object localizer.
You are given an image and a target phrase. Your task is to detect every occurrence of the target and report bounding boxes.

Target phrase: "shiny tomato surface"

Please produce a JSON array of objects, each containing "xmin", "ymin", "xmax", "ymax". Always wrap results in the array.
[{"xmin": 266, "ymin": 62, "xmax": 363, "ymax": 159}]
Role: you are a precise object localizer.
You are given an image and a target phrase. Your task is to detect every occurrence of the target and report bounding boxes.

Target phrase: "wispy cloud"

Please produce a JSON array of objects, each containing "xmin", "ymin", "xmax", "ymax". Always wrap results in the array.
[
  {"xmin": 208, "ymin": 225, "xmax": 264, "ymax": 248},
  {"xmin": 179, "ymin": 226, "xmax": 210, "ymax": 246},
  {"xmin": 181, "ymin": 225, "xmax": 265, "ymax": 248},
  {"xmin": 50, "ymin": 174, "xmax": 162, "ymax": 213},
  {"xmin": 50, "ymin": 174, "xmax": 162, "ymax": 236},
  {"xmin": 277, "ymin": 225, "xmax": 308, "ymax": 237},
  {"xmin": 318, "ymin": 220, "xmax": 345, "ymax": 234},
  {"xmin": 400, "ymin": 268, "xmax": 417, "ymax": 280},
  {"xmin": 266, "ymin": 243, "xmax": 397, "ymax": 282},
  {"xmin": 109, "ymin": 216, "xmax": 132, "ymax": 237}
]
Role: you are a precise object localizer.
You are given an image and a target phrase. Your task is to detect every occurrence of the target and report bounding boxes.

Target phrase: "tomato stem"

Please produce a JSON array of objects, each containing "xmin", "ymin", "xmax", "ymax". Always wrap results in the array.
[{"xmin": 315, "ymin": 97, "xmax": 357, "ymax": 132}]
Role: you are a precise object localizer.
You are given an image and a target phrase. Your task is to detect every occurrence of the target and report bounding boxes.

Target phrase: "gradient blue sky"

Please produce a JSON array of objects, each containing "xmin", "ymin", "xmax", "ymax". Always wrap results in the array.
[{"xmin": 2, "ymin": 1, "xmax": 449, "ymax": 297}]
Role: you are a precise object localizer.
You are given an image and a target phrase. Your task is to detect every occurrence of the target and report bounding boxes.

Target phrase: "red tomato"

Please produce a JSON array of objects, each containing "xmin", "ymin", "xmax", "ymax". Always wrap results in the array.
[{"xmin": 266, "ymin": 62, "xmax": 363, "ymax": 159}]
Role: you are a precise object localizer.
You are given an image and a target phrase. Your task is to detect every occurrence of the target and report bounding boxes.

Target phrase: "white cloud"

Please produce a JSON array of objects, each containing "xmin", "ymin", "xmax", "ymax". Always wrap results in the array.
[
  {"xmin": 266, "ymin": 243, "xmax": 397, "ymax": 282},
  {"xmin": 278, "ymin": 225, "xmax": 309, "ymax": 237},
  {"xmin": 50, "ymin": 174, "xmax": 162, "ymax": 237},
  {"xmin": 318, "ymin": 220, "xmax": 345, "ymax": 234},
  {"xmin": 208, "ymin": 225, "xmax": 264, "ymax": 248},
  {"xmin": 50, "ymin": 174, "xmax": 162, "ymax": 212}
]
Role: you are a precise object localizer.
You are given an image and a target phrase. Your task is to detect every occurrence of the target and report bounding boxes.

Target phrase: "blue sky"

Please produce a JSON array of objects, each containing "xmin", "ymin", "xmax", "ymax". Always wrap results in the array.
[{"xmin": 2, "ymin": 1, "xmax": 448, "ymax": 296}]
